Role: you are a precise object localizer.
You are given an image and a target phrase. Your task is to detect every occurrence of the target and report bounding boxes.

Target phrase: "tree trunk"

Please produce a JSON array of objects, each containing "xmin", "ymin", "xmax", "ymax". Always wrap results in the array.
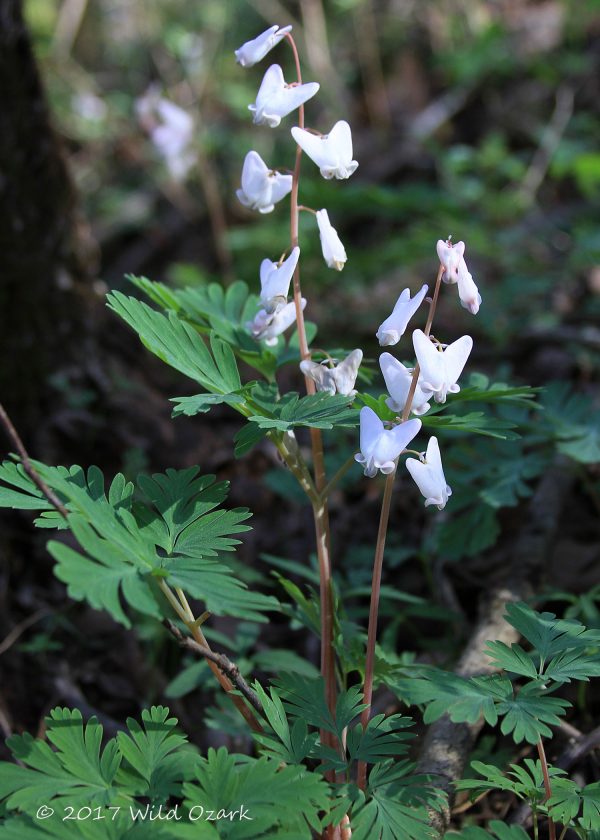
[{"xmin": 0, "ymin": 0, "xmax": 96, "ymax": 440}]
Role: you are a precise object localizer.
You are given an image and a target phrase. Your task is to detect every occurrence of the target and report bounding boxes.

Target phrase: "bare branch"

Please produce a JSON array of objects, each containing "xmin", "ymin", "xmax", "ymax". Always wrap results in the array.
[
  {"xmin": 163, "ymin": 620, "xmax": 263, "ymax": 715},
  {"xmin": 0, "ymin": 401, "xmax": 68, "ymax": 518}
]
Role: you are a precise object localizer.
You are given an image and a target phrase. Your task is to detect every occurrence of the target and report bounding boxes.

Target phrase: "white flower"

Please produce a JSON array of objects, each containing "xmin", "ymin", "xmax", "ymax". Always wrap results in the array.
[
  {"xmin": 316, "ymin": 209, "xmax": 347, "ymax": 270},
  {"xmin": 379, "ymin": 353, "xmax": 433, "ymax": 416},
  {"xmin": 355, "ymin": 407, "xmax": 422, "ymax": 478},
  {"xmin": 248, "ymin": 65, "xmax": 319, "ymax": 128},
  {"xmin": 376, "ymin": 285, "xmax": 428, "ymax": 347},
  {"xmin": 437, "ymin": 239, "xmax": 464, "ymax": 284},
  {"xmin": 413, "ymin": 330, "xmax": 473, "ymax": 403},
  {"xmin": 260, "ymin": 247, "xmax": 299, "ymax": 313},
  {"xmin": 246, "ymin": 298, "xmax": 305, "ymax": 346},
  {"xmin": 457, "ymin": 258, "xmax": 482, "ymax": 315},
  {"xmin": 300, "ymin": 349, "xmax": 363, "ymax": 397},
  {"xmin": 235, "ymin": 25, "xmax": 292, "ymax": 68},
  {"xmin": 291, "ymin": 120, "xmax": 358, "ymax": 180},
  {"xmin": 136, "ymin": 93, "xmax": 196, "ymax": 181},
  {"xmin": 406, "ymin": 437, "xmax": 452, "ymax": 510},
  {"xmin": 236, "ymin": 151, "xmax": 293, "ymax": 213}
]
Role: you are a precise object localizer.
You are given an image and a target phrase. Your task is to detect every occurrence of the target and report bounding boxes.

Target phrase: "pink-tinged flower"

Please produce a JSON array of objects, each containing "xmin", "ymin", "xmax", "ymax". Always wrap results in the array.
[
  {"xmin": 236, "ymin": 151, "xmax": 292, "ymax": 213},
  {"xmin": 376, "ymin": 285, "xmax": 428, "ymax": 347},
  {"xmin": 235, "ymin": 25, "xmax": 292, "ymax": 68},
  {"xmin": 246, "ymin": 299, "xmax": 305, "ymax": 346},
  {"xmin": 437, "ymin": 239, "xmax": 465, "ymax": 283},
  {"xmin": 259, "ymin": 247, "xmax": 300, "ymax": 313},
  {"xmin": 300, "ymin": 349, "xmax": 363, "ymax": 397},
  {"xmin": 316, "ymin": 209, "xmax": 347, "ymax": 270},
  {"xmin": 406, "ymin": 436, "xmax": 452, "ymax": 510},
  {"xmin": 379, "ymin": 353, "xmax": 433, "ymax": 416},
  {"xmin": 249, "ymin": 65, "xmax": 319, "ymax": 128},
  {"xmin": 355, "ymin": 407, "xmax": 421, "ymax": 478},
  {"xmin": 412, "ymin": 330, "xmax": 473, "ymax": 403},
  {"xmin": 291, "ymin": 121, "xmax": 358, "ymax": 180}
]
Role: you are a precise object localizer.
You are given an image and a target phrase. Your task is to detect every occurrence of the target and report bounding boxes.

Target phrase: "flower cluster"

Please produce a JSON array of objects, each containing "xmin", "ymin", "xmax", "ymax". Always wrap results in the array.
[
  {"xmin": 235, "ymin": 24, "xmax": 356, "ymax": 345},
  {"xmin": 235, "ymin": 27, "xmax": 481, "ymax": 512},
  {"xmin": 355, "ymin": 237, "xmax": 481, "ymax": 509}
]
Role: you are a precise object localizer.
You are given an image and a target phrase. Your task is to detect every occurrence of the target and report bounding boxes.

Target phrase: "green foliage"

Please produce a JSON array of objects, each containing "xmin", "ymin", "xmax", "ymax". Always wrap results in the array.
[
  {"xmin": 248, "ymin": 391, "xmax": 358, "ymax": 432},
  {"xmin": 444, "ymin": 819, "xmax": 532, "ymax": 839},
  {"xmin": 348, "ymin": 761, "xmax": 446, "ymax": 840},
  {"xmin": 391, "ymin": 602, "xmax": 600, "ymax": 745},
  {"xmin": 181, "ymin": 746, "xmax": 330, "ymax": 838},
  {"xmin": 0, "ymin": 461, "xmax": 276, "ymax": 626},
  {"xmin": 0, "ymin": 707, "xmax": 328, "ymax": 839},
  {"xmin": 541, "ymin": 382, "xmax": 600, "ymax": 465},
  {"xmin": 107, "ymin": 292, "xmax": 243, "ymax": 396}
]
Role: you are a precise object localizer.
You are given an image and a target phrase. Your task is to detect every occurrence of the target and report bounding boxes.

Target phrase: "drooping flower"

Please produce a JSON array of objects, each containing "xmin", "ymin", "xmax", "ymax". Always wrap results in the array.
[
  {"xmin": 248, "ymin": 65, "xmax": 319, "ymax": 128},
  {"xmin": 406, "ymin": 436, "xmax": 452, "ymax": 510},
  {"xmin": 136, "ymin": 92, "xmax": 196, "ymax": 181},
  {"xmin": 234, "ymin": 25, "xmax": 292, "ymax": 68},
  {"xmin": 236, "ymin": 151, "xmax": 293, "ymax": 213},
  {"xmin": 437, "ymin": 239, "xmax": 464, "ymax": 284},
  {"xmin": 291, "ymin": 121, "xmax": 358, "ymax": 180},
  {"xmin": 316, "ymin": 209, "xmax": 347, "ymax": 270},
  {"xmin": 300, "ymin": 349, "xmax": 363, "ymax": 397},
  {"xmin": 260, "ymin": 247, "xmax": 300, "ymax": 313},
  {"xmin": 376, "ymin": 285, "xmax": 428, "ymax": 347},
  {"xmin": 437, "ymin": 239, "xmax": 482, "ymax": 314},
  {"xmin": 247, "ymin": 298, "xmax": 305, "ymax": 346},
  {"xmin": 412, "ymin": 330, "xmax": 473, "ymax": 403},
  {"xmin": 379, "ymin": 353, "xmax": 433, "ymax": 416},
  {"xmin": 355, "ymin": 407, "xmax": 421, "ymax": 478},
  {"xmin": 457, "ymin": 259, "xmax": 482, "ymax": 315}
]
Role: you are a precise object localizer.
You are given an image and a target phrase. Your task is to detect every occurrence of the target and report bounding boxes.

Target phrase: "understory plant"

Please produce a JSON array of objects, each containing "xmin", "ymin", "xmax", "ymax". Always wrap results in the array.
[{"xmin": 1, "ymin": 21, "xmax": 599, "ymax": 840}]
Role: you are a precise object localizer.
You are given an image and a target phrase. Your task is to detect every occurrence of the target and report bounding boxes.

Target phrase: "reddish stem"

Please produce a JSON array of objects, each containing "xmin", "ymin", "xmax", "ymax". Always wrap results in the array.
[
  {"xmin": 285, "ymin": 30, "xmax": 338, "ymax": 774},
  {"xmin": 357, "ymin": 265, "xmax": 444, "ymax": 790}
]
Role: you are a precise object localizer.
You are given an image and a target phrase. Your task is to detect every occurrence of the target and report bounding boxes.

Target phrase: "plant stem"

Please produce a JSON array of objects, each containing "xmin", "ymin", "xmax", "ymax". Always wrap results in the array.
[
  {"xmin": 537, "ymin": 737, "xmax": 557, "ymax": 840},
  {"xmin": 320, "ymin": 453, "xmax": 357, "ymax": 500},
  {"xmin": 158, "ymin": 580, "xmax": 263, "ymax": 733},
  {"xmin": 285, "ymin": 31, "xmax": 337, "ymax": 737},
  {"xmin": 357, "ymin": 265, "xmax": 444, "ymax": 790}
]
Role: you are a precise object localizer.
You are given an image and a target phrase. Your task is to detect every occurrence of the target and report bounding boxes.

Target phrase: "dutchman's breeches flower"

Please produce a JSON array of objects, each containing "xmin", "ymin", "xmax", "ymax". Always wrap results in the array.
[
  {"xmin": 260, "ymin": 247, "xmax": 300, "ymax": 313},
  {"xmin": 437, "ymin": 239, "xmax": 464, "ymax": 283},
  {"xmin": 379, "ymin": 353, "xmax": 433, "ymax": 416},
  {"xmin": 437, "ymin": 239, "xmax": 482, "ymax": 314},
  {"xmin": 316, "ymin": 210, "xmax": 347, "ymax": 270},
  {"xmin": 457, "ymin": 258, "xmax": 482, "ymax": 315},
  {"xmin": 235, "ymin": 25, "xmax": 292, "ymax": 68},
  {"xmin": 300, "ymin": 349, "xmax": 363, "ymax": 397},
  {"xmin": 412, "ymin": 329, "xmax": 473, "ymax": 403},
  {"xmin": 249, "ymin": 65, "xmax": 319, "ymax": 127},
  {"xmin": 355, "ymin": 407, "xmax": 421, "ymax": 478},
  {"xmin": 376, "ymin": 284, "xmax": 429, "ymax": 347},
  {"xmin": 247, "ymin": 299, "xmax": 306, "ymax": 346},
  {"xmin": 291, "ymin": 121, "xmax": 358, "ymax": 180},
  {"xmin": 236, "ymin": 150, "xmax": 293, "ymax": 213},
  {"xmin": 405, "ymin": 437, "xmax": 452, "ymax": 510}
]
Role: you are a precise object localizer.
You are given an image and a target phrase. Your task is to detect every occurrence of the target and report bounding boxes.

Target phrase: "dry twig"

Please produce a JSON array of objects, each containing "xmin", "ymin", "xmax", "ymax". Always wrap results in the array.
[{"xmin": 163, "ymin": 620, "xmax": 263, "ymax": 715}]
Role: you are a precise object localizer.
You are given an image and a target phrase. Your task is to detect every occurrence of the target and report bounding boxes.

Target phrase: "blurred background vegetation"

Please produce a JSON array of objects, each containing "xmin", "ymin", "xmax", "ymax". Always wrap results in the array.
[{"xmin": 1, "ymin": 0, "xmax": 599, "ymax": 768}]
